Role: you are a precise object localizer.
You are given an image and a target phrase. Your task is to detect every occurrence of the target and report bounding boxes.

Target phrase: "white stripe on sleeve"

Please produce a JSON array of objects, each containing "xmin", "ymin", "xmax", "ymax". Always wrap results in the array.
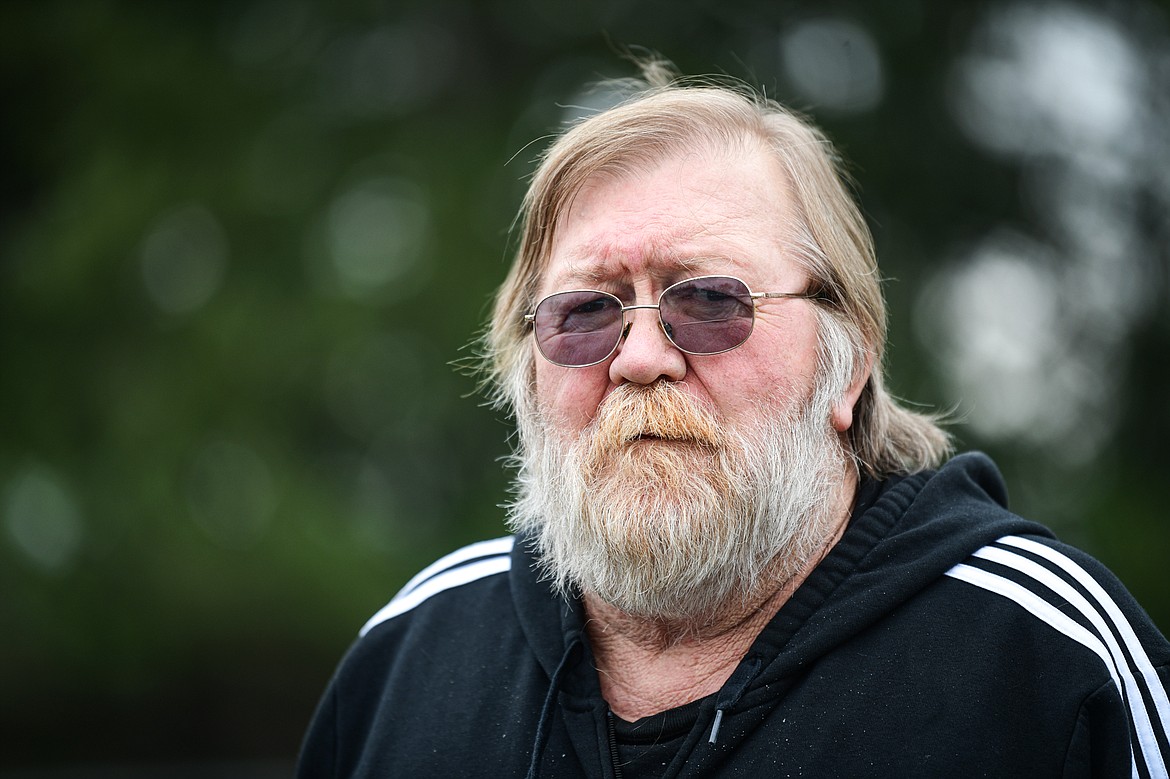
[
  {"xmin": 395, "ymin": 535, "xmax": 514, "ymax": 600},
  {"xmin": 359, "ymin": 540, "xmax": 514, "ymax": 636},
  {"xmin": 971, "ymin": 544, "xmax": 1165, "ymax": 777},
  {"xmin": 945, "ymin": 562, "xmax": 1141, "ymax": 778}
]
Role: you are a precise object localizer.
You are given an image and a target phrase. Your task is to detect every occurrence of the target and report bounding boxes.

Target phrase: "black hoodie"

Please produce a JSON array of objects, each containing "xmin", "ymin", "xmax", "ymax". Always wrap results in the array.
[{"xmin": 298, "ymin": 453, "xmax": 1170, "ymax": 778}]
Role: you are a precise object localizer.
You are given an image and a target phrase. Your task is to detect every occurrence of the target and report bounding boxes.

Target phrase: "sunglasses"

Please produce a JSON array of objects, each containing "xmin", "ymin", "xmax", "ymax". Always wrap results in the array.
[{"xmin": 525, "ymin": 274, "xmax": 821, "ymax": 368}]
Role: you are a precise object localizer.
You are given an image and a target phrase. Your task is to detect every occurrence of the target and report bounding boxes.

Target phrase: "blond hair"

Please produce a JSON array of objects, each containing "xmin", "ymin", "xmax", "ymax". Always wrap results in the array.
[{"xmin": 483, "ymin": 63, "xmax": 949, "ymax": 478}]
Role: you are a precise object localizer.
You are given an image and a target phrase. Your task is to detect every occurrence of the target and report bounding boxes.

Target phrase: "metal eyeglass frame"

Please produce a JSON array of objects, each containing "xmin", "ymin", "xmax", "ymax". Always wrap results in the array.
[{"xmin": 523, "ymin": 274, "xmax": 823, "ymax": 368}]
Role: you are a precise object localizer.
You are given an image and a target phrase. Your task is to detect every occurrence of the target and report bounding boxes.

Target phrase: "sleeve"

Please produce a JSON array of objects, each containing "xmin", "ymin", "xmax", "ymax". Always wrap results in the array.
[
  {"xmin": 1060, "ymin": 652, "xmax": 1170, "ymax": 778},
  {"xmin": 1063, "ymin": 677, "xmax": 1144, "ymax": 778},
  {"xmin": 953, "ymin": 534, "xmax": 1170, "ymax": 777}
]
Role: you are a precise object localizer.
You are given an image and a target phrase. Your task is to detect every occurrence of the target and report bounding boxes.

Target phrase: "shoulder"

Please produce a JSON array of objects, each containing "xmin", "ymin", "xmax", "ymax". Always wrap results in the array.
[
  {"xmin": 943, "ymin": 534, "xmax": 1164, "ymax": 655},
  {"xmin": 944, "ymin": 533, "xmax": 1170, "ymax": 771},
  {"xmin": 943, "ymin": 533, "xmax": 1168, "ymax": 661},
  {"xmin": 359, "ymin": 535, "xmax": 515, "ymax": 637},
  {"xmin": 299, "ymin": 536, "xmax": 542, "ymax": 777}
]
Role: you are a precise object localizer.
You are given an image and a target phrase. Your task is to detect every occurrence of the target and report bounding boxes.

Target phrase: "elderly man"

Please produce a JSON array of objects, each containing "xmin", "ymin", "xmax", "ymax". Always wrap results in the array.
[{"xmin": 298, "ymin": 64, "xmax": 1170, "ymax": 778}]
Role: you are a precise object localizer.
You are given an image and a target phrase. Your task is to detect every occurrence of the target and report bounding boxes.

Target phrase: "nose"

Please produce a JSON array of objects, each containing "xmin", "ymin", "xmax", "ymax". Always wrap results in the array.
[{"xmin": 608, "ymin": 307, "xmax": 687, "ymax": 385}]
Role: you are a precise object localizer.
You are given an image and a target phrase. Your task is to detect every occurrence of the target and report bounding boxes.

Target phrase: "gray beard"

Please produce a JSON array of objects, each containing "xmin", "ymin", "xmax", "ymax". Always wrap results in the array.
[{"xmin": 506, "ymin": 381, "xmax": 846, "ymax": 626}]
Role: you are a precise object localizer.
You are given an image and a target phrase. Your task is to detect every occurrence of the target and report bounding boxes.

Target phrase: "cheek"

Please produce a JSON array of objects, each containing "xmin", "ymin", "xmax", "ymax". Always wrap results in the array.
[
  {"xmin": 692, "ymin": 325, "xmax": 821, "ymax": 413},
  {"xmin": 534, "ymin": 362, "xmax": 611, "ymax": 434}
]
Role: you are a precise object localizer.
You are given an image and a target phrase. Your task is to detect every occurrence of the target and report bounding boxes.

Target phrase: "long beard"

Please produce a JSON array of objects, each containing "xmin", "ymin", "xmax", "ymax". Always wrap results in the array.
[{"xmin": 507, "ymin": 381, "xmax": 847, "ymax": 626}]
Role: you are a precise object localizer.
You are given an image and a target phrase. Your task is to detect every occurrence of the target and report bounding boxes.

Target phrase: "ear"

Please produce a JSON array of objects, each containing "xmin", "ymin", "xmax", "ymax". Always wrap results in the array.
[{"xmin": 830, "ymin": 354, "xmax": 873, "ymax": 433}]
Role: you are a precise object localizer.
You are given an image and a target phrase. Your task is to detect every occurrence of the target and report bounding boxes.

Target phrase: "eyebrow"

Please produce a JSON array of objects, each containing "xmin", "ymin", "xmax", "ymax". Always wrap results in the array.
[{"xmin": 551, "ymin": 252, "xmax": 733, "ymax": 288}]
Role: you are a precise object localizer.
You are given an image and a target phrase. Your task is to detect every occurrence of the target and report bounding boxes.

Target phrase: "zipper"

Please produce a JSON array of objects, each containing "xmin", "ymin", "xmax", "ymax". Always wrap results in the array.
[{"xmin": 606, "ymin": 710, "xmax": 624, "ymax": 779}]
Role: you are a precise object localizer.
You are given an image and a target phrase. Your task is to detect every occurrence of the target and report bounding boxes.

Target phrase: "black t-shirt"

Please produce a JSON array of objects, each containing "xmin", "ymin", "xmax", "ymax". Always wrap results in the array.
[{"xmin": 611, "ymin": 695, "xmax": 709, "ymax": 778}]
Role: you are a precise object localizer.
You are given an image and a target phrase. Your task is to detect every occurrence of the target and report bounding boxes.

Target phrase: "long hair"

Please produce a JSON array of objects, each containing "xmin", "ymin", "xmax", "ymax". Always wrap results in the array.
[{"xmin": 481, "ymin": 61, "xmax": 949, "ymax": 478}]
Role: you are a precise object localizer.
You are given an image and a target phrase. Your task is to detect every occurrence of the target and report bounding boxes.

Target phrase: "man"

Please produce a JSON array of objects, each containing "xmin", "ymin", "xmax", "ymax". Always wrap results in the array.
[{"xmin": 298, "ymin": 62, "xmax": 1170, "ymax": 778}]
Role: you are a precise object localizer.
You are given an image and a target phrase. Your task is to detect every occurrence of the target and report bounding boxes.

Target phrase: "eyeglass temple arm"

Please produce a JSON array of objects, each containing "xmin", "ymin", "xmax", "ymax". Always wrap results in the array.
[{"xmin": 752, "ymin": 291, "xmax": 821, "ymax": 300}]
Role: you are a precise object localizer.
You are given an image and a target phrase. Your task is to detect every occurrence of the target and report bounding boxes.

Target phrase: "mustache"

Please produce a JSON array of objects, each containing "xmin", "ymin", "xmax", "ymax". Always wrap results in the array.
[{"xmin": 591, "ymin": 382, "xmax": 722, "ymax": 448}]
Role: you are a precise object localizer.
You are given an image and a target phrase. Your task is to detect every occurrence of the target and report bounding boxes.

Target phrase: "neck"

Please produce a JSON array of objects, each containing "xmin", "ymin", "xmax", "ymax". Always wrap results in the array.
[{"xmin": 583, "ymin": 471, "xmax": 856, "ymax": 721}]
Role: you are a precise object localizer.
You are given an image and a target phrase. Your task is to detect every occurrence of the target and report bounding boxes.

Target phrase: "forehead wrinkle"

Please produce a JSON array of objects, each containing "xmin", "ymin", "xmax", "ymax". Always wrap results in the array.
[{"xmin": 548, "ymin": 235, "xmax": 738, "ymax": 289}]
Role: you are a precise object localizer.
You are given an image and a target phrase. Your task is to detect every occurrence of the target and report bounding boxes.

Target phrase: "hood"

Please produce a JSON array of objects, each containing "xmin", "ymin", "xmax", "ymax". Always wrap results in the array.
[{"xmin": 747, "ymin": 451, "xmax": 1050, "ymax": 684}]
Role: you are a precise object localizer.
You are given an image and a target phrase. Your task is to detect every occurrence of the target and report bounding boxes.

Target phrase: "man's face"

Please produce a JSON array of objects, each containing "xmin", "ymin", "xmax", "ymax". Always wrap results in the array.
[
  {"xmin": 533, "ymin": 142, "xmax": 852, "ymax": 441},
  {"xmin": 510, "ymin": 143, "xmax": 867, "ymax": 621}
]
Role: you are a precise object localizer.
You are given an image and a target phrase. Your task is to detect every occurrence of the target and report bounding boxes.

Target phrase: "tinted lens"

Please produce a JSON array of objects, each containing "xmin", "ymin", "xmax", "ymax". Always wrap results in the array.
[
  {"xmin": 533, "ymin": 290, "xmax": 624, "ymax": 366},
  {"xmin": 660, "ymin": 276, "xmax": 754, "ymax": 354}
]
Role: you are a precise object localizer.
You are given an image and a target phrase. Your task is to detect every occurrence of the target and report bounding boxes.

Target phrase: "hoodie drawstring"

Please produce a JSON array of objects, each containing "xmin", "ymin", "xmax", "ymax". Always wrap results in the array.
[
  {"xmin": 708, "ymin": 655, "xmax": 763, "ymax": 745},
  {"xmin": 526, "ymin": 635, "xmax": 582, "ymax": 779}
]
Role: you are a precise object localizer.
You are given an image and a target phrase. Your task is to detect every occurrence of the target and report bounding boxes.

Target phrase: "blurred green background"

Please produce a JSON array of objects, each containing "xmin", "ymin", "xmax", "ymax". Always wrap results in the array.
[{"xmin": 2, "ymin": 0, "xmax": 1168, "ymax": 774}]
